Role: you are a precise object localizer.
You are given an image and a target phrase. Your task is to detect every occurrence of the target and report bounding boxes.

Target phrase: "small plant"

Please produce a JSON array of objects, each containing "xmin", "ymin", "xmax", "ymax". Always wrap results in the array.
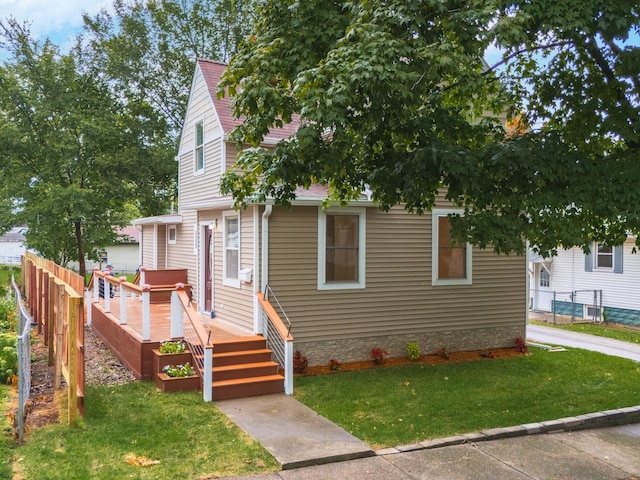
[
  {"xmin": 370, "ymin": 347, "xmax": 389, "ymax": 365},
  {"xmin": 328, "ymin": 358, "xmax": 341, "ymax": 371},
  {"xmin": 407, "ymin": 342, "xmax": 420, "ymax": 361},
  {"xmin": 293, "ymin": 350, "xmax": 308, "ymax": 373},
  {"xmin": 163, "ymin": 363, "xmax": 195, "ymax": 377},
  {"xmin": 0, "ymin": 333, "xmax": 17, "ymax": 383},
  {"xmin": 159, "ymin": 339, "xmax": 186, "ymax": 354},
  {"xmin": 515, "ymin": 337, "xmax": 528, "ymax": 354},
  {"xmin": 437, "ymin": 347, "xmax": 450, "ymax": 360},
  {"xmin": 480, "ymin": 351, "xmax": 495, "ymax": 358}
]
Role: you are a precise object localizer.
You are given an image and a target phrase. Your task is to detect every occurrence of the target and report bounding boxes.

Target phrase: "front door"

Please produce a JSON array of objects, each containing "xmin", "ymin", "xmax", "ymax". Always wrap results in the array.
[
  {"xmin": 204, "ymin": 226, "xmax": 213, "ymax": 312},
  {"xmin": 533, "ymin": 264, "xmax": 552, "ymax": 312}
]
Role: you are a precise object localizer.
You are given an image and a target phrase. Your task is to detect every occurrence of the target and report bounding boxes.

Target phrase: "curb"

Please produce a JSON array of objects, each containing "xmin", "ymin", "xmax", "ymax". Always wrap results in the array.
[{"xmin": 375, "ymin": 405, "xmax": 640, "ymax": 456}]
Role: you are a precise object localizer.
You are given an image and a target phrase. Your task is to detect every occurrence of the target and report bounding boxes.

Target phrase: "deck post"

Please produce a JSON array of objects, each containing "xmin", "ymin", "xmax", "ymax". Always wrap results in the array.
[
  {"xmin": 119, "ymin": 277, "xmax": 127, "ymax": 325},
  {"xmin": 92, "ymin": 267, "xmax": 99, "ymax": 303},
  {"xmin": 141, "ymin": 284, "xmax": 151, "ymax": 341},
  {"xmin": 170, "ymin": 285, "xmax": 184, "ymax": 339},
  {"xmin": 203, "ymin": 346, "xmax": 213, "ymax": 402},
  {"xmin": 284, "ymin": 340, "xmax": 293, "ymax": 395},
  {"xmin": 85, "ymin": 289, "xmax": 92, "ymax": 326}
]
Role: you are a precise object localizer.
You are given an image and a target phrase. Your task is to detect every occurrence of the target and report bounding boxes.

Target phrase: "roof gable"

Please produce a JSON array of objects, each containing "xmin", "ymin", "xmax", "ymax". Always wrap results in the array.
[{"xmin": 196, "ymin": 58, "xmax": 299, "ymax": 141}]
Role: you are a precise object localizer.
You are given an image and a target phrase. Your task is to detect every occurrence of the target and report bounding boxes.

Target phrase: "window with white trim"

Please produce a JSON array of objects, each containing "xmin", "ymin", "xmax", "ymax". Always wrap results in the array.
[
  {"xmin": 167, "ymin": 225, "xmax": 177, "ymax": 245},
  {"xmin": 596, "ymin": 243, "xmax": 613, "ymax": 269},
  {"xmin": 194, "ymin": 120, "xmax": 204, "ymax": 173},
  {"xmin": 318, "ymin": 207, "xmax": 366, "ymax": 290},
  {"xmin": 223, "ymin": 212, "xmax": 240, "ymax": 287},
  {"xmin": 539, "ymin": 269, "xmax": 550, "ymax": 288},
  {"xmin": 432, "ymin": 210, "xmax": 472, "ymax": 285}
]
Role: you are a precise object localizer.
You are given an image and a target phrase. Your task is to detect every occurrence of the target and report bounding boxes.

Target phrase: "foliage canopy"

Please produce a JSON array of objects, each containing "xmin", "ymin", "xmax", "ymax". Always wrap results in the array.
[{"xmin": 220, "ymin": 0, "xmax": 640, "ymax": 256}]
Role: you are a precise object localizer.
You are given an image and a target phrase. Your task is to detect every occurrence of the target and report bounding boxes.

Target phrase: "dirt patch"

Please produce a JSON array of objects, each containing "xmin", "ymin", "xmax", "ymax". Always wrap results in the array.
[
  {"xmin": 301, "ymin": 348, "xmax": 525, "ymax": 376},
  {"xmin": 10, "ymin": 325, "xmax": 136, "ymax": 437}
]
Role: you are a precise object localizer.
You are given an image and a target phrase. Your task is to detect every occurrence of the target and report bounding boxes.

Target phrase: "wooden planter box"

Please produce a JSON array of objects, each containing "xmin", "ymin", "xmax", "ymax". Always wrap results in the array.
[
  {"xmin": 154, "ymin": 372, "xmax": 201, "ymax": 393},
  {"xmin": 152, "ymin": 349, "xmax": 193, "ymax": 375}
]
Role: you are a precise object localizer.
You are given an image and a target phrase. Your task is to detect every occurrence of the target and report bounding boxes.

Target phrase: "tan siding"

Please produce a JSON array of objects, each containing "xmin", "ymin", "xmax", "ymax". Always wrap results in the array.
[
  {"xmin": 156, "ymin": 225, "xmax": 167, "ymax": 269},
  {"xmin": 199, "ymin": 208, "xmax": 255, "ymax": 333},
  {"xmin": 166, "ymin": 210, "xmax": 198, "ymax": 288},
  {"xmin": 266, "ymin": 206, "xmax": 526, "ymax": 344},
  {"xmin": 177, "ymin": 66, "xmax": 224, "ymax": 208},
  {"xmin": 140, "ymin": 225, "xmax": 155, "ymax": 269}
]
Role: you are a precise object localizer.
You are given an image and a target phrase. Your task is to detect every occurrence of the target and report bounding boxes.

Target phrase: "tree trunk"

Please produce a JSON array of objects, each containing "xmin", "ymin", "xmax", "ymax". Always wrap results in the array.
[{"xmin": 74, "ymin": 221, "xmax": 86, "ymax": 280}]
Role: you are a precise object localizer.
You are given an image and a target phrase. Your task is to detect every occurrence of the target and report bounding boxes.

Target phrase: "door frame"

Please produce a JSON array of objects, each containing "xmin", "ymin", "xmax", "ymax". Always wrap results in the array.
[{"xmin": 199, "ymin": 222, "xmax": 215, "ymax": 315}]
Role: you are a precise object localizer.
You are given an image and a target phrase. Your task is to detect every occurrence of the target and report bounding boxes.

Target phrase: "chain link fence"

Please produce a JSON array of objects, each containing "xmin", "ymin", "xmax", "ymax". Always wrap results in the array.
[{"xmin": 12, "ymin": 275, "xmax": 32, "ymax": 441}]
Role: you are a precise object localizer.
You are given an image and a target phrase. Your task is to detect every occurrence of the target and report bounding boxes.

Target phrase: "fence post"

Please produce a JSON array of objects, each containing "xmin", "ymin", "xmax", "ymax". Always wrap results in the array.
[
  {"xmin": 67, "ymin": 296, "xmax": 79, "ymax": 425},
  {"xmin": 119, "ymin": 277, "xmax": 127, "ymax": 325},
  {"xmin": 93, "ymin": 267, "xmax": 100, "ymax": 303},
  {"xmin": 54, "ymin": 282, "xmax": 64, "ymax": 389},
  {"xmin": 171, "ymin": 285, "xmax": 184, "ymax": 339},
  {"xmin": 203, "ymin": 347, "xmax": 213, "ymax": 402},
  {"xmin": 284, "ymin": 340, "xmax": 293, "ymax": 395},
  {"xmin": 141, "ymin": 284, "xmax": 151, "ymax": 341}
]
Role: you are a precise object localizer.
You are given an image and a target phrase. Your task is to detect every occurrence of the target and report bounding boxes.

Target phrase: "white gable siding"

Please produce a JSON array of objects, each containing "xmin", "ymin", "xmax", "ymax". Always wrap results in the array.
[{"xmin": 550, "ymin": 239, "xmax": 640, "ymax": 311}]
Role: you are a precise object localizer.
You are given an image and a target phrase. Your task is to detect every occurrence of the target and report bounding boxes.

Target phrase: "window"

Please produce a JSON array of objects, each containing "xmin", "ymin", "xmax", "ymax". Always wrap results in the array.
[
  {"xmin": 539, "ymin": 269, "xmax": 550, "ymax": 288},
  {"xmin": 194, "ymin": 120, "xmax": 204, "ymax": 172},
  {"xmin": 223, "ymin": 212, "xmax": 240, "ymax": 287},
  {"xmin": 596, "ymin": 243, "xmax": 613, "ymax": 269},
  {"xmin": 432, "ymin": 210, "xmax": 472, "ymax": 285},
  {"xmin": 167, "ymin": 225, "xmax": 177, "ymax": 245},
  {"xmin": 318, "ymin": 208, "xmax": 366, "ymax": 290}
]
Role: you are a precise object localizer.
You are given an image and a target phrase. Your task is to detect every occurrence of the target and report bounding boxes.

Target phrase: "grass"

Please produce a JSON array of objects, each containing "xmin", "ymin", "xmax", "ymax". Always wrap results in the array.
[
  {"xmin": 530, "ymin": 319, "xmax": 640, "ymax": 344},
  {"xmin": 11, "ymin": 382, "xmax": 279, "ymax": 480},
  {"xmin": 294, "ymin": 348, "xmax": 640, "ymax": 449},
  {"xmin": 0, "ymin": 385, "xmax": 13, "ymax": 479}
]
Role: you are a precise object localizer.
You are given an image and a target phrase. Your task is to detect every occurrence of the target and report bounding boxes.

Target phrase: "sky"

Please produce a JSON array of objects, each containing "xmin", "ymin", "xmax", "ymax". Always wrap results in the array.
[{"xmin": 0, "ymin": 0, "xmax": 113, "ymax": 48}]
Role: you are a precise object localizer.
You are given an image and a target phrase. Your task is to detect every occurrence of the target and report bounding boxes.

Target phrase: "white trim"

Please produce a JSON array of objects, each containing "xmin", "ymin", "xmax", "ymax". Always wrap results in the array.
[
  {"xmin": 317, "ymin": 207, "xmax": 366, "ymax": 290},
  {"xmin": 253, "ymin": 206, "xmax": 261, "ymax": 333},
  {"xmin": 223, "ymin": 210, "xmax": 241, "ymax": 288},
  {"xmin": 194, "ymin": 117, "xmax": 205, "ymax": 175},
  {"xmin": 199, "ymin": 221, "xmax": 215, "ymax": 315},
  {"xmin": 431, "ymin": 209, "xmax": 472, "ymax": 286},
  {"xmin": 167, "ymin": 225, "xmax": 177, "ymax": 245}
]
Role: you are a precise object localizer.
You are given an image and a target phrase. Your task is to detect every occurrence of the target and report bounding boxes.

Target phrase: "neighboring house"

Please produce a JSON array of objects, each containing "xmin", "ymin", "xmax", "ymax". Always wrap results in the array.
[
  {"xmin": 70, "ymin": 226, "xmax": 141, "ymax": 274},
  {"xmin": 530, "ymin": 238, "xmax": 640, "ymax": 327},
  {"xmin": 0, "ymin": 226, "xmax": 28, "ymax": 265},
  {"xmin": 133, "ymin": 59, "xmax": 527, "ymax": 366}
]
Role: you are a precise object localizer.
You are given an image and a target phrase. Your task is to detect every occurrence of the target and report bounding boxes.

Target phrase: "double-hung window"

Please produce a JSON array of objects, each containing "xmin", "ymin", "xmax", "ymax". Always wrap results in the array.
[
  {"xmin": 194, "ymin": 120, "xmax": 204, "ymax": 173},
  {"xmin": 587, "ymin": 242, "xmax": 623, "ymax": 273},
  {"xmin": 432, "ymin": 210, "xmax": 472, "ymax": 285},
  {"xmin": 223, "ymin": 212, "xmax": 240, "ymax": 287},
  {"xmin": 596, "ymin": 243, "xmax": 613, "ymax": 269},
  {"xmin": 318, "ymin": 207, "xmax": 366, "ymax": 290}
]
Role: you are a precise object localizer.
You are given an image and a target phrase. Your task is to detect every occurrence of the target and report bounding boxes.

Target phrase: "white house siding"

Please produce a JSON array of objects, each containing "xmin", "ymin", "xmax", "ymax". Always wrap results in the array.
[
  {"xmin": 266, "ymin": 206, "xmax": 526, "ymax": 365},
  {"xmin": 549, "ymin": 239, "xmax": 640, "ymax": 325}
]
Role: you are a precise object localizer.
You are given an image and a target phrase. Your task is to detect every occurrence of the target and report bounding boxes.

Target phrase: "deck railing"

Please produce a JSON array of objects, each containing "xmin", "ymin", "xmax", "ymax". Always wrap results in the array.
[
  {"xmin": 257, "ymin": 285, "xmax": 294, "ymax": 394},
  {"xmin": 170, "ymin": 285, "xmax": 214, "ymax": 402}
]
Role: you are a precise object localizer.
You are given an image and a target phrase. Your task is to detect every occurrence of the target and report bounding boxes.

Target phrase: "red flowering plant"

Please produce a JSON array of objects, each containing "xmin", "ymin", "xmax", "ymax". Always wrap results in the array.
[
  {"xmin": 370, "ymin": 348, "xmax": 389, "ymax": 365},
  {"xmin": 328, "ymin": 359, "xmax": 341, "ymax": 371}
]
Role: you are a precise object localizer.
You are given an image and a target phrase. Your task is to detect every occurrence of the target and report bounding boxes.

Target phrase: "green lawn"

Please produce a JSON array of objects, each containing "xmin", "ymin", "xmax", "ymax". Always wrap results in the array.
[
  {"xmin": 11, "ymin": 382, "xmax": 279, "ymax": 480},
  {"xmin": 294, "ymin": 348, "xmax": 640, "ymax": 449}
]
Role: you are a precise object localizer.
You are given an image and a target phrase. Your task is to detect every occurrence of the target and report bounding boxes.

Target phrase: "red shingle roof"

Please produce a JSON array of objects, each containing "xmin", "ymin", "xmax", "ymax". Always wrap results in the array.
[{"xmin": 197, "ymin": 58, "xmax": 299, "ymax": 140}]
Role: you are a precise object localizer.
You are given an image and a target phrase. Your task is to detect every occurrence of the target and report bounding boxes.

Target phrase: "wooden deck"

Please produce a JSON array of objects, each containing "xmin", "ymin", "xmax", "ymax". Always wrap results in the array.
[{"xmin": 90, "ymin": 297, "xmax": 251, "ymax": 380}]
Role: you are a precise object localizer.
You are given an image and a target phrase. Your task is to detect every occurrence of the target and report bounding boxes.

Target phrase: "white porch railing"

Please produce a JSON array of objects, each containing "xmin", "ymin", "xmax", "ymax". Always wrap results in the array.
[{"xmin": 256, "ymin": 286, "xmax": 294, "ymax": 395}]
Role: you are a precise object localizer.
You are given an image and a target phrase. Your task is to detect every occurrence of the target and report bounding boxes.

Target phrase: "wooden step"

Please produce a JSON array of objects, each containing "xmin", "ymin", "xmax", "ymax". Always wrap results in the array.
[
  {"xmin": 210, "ymin": 336, "xmax": 267, "ymax": 353},
  {"xmin": 212, "ymin": 374, "xmax": 284, "ymax": 401},
  {"xmin": 212, "ymin": 361, "xmax": 280, "ymax": 381},
  {"xmin": 212, "ymin": 349, "xmax": 273, "ymax": 367}
]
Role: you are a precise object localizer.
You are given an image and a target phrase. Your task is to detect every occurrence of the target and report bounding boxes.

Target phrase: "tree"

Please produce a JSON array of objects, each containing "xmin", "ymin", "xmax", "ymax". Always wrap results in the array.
[
  {"xmin": 219, "ymin": 0, "xmax": 640, "ymax": 256},
  {"xmin": 0, "ymin": 20, "xmax": 176, "ymax": 276},
  {"xmin": 82, "ymin": 0, "xmax": 261, "ymax": 135}
]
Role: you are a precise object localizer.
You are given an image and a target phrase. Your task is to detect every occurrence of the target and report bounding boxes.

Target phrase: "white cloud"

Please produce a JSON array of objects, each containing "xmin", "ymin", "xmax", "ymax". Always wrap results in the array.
[{"xmin": 1, "ymin": 0, "xmax": 113, "ymax": 45}]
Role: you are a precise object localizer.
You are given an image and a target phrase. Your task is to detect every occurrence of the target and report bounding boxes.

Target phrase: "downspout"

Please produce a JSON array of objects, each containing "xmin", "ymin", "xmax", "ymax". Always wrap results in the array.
[{"xmin": 257, "ymin": 205, "xmax": 273, "ymax": 335}]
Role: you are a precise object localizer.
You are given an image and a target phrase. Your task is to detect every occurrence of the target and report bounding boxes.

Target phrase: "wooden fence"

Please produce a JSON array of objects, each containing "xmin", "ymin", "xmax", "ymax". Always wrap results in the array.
[{"xmin": 22, "ymin": 252, "xmax": 85, "ymax": 423}]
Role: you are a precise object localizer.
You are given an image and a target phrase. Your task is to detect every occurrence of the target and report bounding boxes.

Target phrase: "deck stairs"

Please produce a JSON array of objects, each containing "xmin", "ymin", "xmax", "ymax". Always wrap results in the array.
[{"xmin": 190, "ymin": 335, "xmax": 284, "ymax": 401}]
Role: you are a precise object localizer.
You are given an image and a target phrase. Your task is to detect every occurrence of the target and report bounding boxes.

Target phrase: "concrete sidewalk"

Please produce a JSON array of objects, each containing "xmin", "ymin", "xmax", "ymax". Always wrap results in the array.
[{"xmin": 216, "ymin": 324, "xmax": 640, "ymax": 479}]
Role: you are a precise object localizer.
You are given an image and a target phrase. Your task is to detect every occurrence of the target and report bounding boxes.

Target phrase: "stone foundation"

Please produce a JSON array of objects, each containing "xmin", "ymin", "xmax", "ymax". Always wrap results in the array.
[{"xmin": 295, "ymin": 325, "xmax": 526, "ymax": 367}]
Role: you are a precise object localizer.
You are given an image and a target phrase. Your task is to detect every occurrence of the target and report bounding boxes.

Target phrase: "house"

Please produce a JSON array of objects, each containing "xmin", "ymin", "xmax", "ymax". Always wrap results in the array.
[
  {"xmin": 68, "ymin": 226, "xmax": 141, "ymax": 274},
  {"xmin": 133, "ymin": 58, "xmax": 527, "ymax": 366},
  {"xmin": 0, "ymin": 226, "xmax": 28, "ymax": 265},
  {"xmin": 529, "ymin": 238, "xmax": 640, "ymax": 327}
]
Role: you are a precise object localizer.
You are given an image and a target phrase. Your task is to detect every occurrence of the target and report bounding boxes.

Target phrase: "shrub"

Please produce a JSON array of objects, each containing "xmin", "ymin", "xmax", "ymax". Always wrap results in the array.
[
  {"xmin": 407, "ymin": 342, "xmax": 420, "ymax": 361},
  {"xmin": 0, "ymin": 333, "xmax": 17, "ymax": 383},
  {"xmin": 437, "ymin": 347, "xmax": 450, "ymax": 360},
  {"xmin": 370, "ymin": 347, "xmax": 389, "ymax": 365},
  {"xmin": 293, "ymin": 351, "xmax": 308, "ymax": 373},
  {"xmin": 0, "ymin": 297, "xmax": 17, "ymax": 333},
  {"xmin": 515, "ymin": 337, "xmax": 529, "ymax": 354}
]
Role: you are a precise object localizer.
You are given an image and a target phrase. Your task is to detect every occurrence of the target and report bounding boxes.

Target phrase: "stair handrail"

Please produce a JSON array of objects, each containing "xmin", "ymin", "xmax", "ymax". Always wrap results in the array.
[
  {"xmin": 263, "ymin": 284, "xmax": 293, "ymax": 337},
  {"xmin": 256, "ymin": 288, "xmax": 294, "ymax": 395},
  {"xmin": 172, "ymin": 284, "xmax": 214, "ymax": 402}
]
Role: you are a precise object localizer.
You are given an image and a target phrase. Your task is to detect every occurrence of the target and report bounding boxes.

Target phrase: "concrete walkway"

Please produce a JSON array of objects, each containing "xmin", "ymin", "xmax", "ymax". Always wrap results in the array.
[
  {"xmin": 527, "ymin": 323, "xmax": 640, "ymax": 361},
  {"xmin": 216, "ymin": 324, "xmax": 640, "ymax": 479}
]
